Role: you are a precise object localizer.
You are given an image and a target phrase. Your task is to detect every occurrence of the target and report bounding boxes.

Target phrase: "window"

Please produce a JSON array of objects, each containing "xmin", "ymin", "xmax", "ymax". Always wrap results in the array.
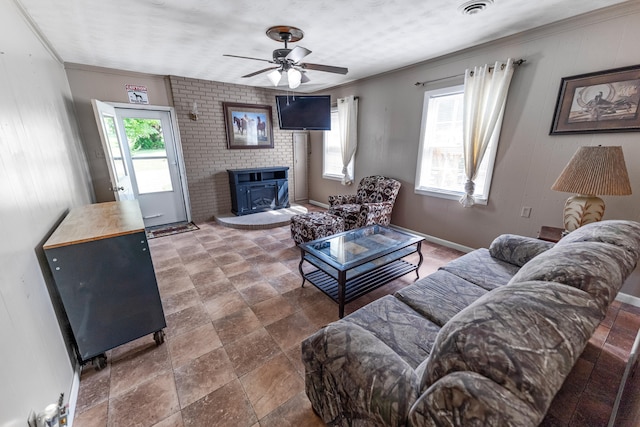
[
  {"xmin": 415, "ymin": 85, "xmax": 499, "ymax": 204},
  {"xmin": 323, "ymin": 108, "xmax": 354, "ymax": 180}
]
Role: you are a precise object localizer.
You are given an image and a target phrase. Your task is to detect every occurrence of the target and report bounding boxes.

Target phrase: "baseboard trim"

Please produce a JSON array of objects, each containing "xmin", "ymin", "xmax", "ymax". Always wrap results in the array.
[
  {"xmin": 389, "ymin": 224, "xmax": 475, "ymax": 253},
  {"xmin": 608, "ymin": 323, "xmax": 640, "ymax": 426},
  {"xmin": 66, "ymin": 366, "xmax": 80, "ymax": 427},
  {"xmin": 308, "ymin": 199, "xmax": 329, "ymax": 209},
  {"xmin": 616, "ymin": 292, "xmax": 640, "ymax": 307}
]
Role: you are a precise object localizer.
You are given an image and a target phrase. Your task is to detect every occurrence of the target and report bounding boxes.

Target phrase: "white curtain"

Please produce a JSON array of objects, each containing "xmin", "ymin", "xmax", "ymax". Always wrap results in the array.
[
  {"xmin": 460, "ymin": 58, "xmax": 515, "ymax": 207},
  {"xmin": 337, "ymin": 95, "xmax": 358, "ymax": 185}
]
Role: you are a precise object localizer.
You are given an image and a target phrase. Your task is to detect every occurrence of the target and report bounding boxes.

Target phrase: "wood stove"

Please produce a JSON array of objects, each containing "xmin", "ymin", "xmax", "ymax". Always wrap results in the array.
[{"xmin": 227, "ymin": 167, "xmax": 290, "ymax": 215}]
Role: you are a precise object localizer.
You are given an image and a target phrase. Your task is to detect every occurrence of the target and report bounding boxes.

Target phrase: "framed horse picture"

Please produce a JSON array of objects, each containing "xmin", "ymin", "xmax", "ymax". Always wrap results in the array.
[{"xmin": 222, "ymin": 102, "xmax": 274, "ymax": 149}]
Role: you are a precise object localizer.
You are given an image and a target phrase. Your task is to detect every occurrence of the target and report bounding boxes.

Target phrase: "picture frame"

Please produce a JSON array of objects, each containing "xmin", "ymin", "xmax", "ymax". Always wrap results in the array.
[
  {"xmin": 223, "ymin": 102, "xmax": 274, "ymax": 149},
  {"xmin": 550, "ymin": 64, "xmax": 640, "ymax": 134}
]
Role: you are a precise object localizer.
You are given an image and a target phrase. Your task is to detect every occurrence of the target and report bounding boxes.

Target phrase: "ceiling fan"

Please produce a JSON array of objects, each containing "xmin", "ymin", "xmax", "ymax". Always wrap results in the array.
[{"xmin": 223, "ymin": 26, "xmax": 348, "ymax": 89}]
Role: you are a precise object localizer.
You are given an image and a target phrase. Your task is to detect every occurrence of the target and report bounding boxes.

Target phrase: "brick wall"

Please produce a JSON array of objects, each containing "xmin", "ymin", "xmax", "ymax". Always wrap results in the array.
[{"xmin": 169, "ymin": 76, "xmax": 298, "ymax": 222}]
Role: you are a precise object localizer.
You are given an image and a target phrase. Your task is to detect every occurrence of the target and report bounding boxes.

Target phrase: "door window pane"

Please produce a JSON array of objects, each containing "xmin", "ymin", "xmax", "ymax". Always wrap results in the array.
[
  {"xmin": 102, "ymin": 115, "xmax": 127, "ymax": 179},
  {"xmin": 131, "ymin": 158, "xmax": 173, "ymax": 193},
  {"xmin": 123, "ymin": 118, "xmax": 173, "ymax": 194}
]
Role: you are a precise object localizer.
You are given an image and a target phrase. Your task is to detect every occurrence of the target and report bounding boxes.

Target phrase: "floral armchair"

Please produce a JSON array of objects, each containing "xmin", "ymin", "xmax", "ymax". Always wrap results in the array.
[{"xmin": 328, "ymin": 175, "xmax": 401, "ymax": 230}]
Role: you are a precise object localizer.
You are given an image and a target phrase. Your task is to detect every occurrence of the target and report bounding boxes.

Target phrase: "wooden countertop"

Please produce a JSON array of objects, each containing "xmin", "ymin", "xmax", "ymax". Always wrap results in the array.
[{"xmin": 43, "ymin": 200, "xmax": 145, "ymax": 249}]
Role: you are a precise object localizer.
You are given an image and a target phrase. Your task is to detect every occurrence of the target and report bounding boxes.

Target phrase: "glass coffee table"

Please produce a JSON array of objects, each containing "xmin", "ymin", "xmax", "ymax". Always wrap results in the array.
[{"xmin": 298, "ymin": 225, "xmax": 424, "ymax": 318}]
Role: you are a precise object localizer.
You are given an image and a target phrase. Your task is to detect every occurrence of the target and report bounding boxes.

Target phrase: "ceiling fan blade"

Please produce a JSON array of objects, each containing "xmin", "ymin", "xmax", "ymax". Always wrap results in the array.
[
  {"xmin": 242, "ymin": 67, "xmax": 279, "ymax": 78},
  {"xmin": 301, "ymin": 62, "xmax": 348, "ymax": 75},
  {"xmin": 223, "ymin": 54, "xmax": 273, "ymax": 63},
  {"xmin": 300, "ymin": 72, "xmax": 311, "ymax": 84},
  {"xmin": 286, "ymin": 46, "xmax": 311, "ymax": 63}
]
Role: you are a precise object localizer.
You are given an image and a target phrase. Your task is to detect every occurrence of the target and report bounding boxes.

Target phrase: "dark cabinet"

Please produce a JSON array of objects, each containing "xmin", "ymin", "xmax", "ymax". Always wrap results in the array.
[
  {"xmin": 43, "ymin": 201, "xmax": 166, "ymax": 368},
  {"xmin": 228, "ymin": 167, "xmax": 290, "ymax": 215}
]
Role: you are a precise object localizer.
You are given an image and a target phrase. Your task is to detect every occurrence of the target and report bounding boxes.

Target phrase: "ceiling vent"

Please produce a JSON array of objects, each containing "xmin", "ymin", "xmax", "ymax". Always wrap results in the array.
[{"xmin": 459, "ymin": 0, "xmax": 494, "ymax": 15}]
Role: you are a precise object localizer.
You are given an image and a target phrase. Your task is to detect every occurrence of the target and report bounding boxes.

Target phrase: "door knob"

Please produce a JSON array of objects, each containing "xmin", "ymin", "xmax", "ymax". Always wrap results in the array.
[{"xmin": 111, "ymin": 186, "xmax": 125, "ymax": 192}]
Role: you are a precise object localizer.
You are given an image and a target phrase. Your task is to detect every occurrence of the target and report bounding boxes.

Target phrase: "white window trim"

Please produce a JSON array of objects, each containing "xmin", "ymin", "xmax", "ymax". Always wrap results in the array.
[
  {"xmin": 323, "ymin": 107, "xmax": 354, "ymax": 181},
  {"xmin": 414, "ymin": 84, "xmax": 500, "ymax": 206}
]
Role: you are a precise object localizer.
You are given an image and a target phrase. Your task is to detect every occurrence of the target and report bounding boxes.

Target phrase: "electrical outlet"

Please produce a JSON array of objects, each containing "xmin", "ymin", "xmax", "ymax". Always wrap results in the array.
[{"xmin": 521, "ymin": 206, "xmax": 532, "ymax": 218}]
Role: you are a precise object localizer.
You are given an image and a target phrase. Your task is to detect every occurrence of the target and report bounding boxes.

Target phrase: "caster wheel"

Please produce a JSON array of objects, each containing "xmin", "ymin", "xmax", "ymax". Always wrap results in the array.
[
  {"xmin": 153, "ymin": 330, "xmax": 165, "ymax": 345},
  {"xmin": 94, "ymin": 354, "xmax": 107, "ymax": 371}
]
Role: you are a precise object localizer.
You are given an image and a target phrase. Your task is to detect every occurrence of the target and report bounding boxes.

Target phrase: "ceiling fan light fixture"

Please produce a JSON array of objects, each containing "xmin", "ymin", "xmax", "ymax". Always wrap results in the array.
[
  {"xmin": 287, "ymin": 68, "xmax": 302, "ymax": 89},
  {"xmin": 267, "ymin": 69, "xmax": 282, "ymax": 86},
  {"xmin": 224, "ymin": 25, "xmax": 343, "ymax": 87}
]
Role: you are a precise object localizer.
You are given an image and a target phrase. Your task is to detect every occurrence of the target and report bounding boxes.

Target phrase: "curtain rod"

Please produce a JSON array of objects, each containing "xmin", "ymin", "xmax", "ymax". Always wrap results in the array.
[
  {"xmin": 332, "ymin": 96, "xmax": 359, "ymax": 107},
  {"xmin": 414, "ymin": 59, "xmax": 526, "ymax": 87}
]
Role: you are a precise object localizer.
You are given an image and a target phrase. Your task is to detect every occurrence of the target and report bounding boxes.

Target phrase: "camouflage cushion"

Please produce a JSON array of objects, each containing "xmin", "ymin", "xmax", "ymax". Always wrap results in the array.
[
  {"xmin": 342, "ymin": 295, "xmax": 442, "ymax": 368},
  {"xmin": 439, "ymin": 248, "xmax": 519, "ymax": 291},
  {"xmin": 302, "ymin": 319, "xmax": 421, "ymax": 427},
  {"xmin": 556, "ymin": 219, "xmax": 640, "ymax": 259},
  {"xmin": 421, "ymin": 282, "xmax": 603, "ymax": 425},
  {"xmin": 489, "ymin": 234, "xmax": 555, "ymax": 267},
  {"xmin": 509, "ymin": 242, "xmax": 635, "ymax": 312},
  {"xmin": 395, "ymin": 270, "xmax": 488, "ymax": 326}
]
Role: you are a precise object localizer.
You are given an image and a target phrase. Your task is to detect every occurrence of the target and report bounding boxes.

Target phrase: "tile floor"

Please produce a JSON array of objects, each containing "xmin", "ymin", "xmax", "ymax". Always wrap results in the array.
[
  {"xmin": 71, "ymin": 213, "xmax": 640, "ymax": 427},
  {"xmin": 542, "ymin": 300, "xmax": 640, "ymax": 426}
]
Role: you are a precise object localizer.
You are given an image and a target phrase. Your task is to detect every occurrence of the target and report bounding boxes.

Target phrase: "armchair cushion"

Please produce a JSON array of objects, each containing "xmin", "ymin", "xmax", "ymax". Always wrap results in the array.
[
  {"xmin": 328, "ymin": 194, "xmax": 358, "ymax": 206},
  {"xmin": 360, "ymin": 201, "xmax": 395, "ymax": 226},
  {"xmin": 328, "ymin": 203, "xmax": 363, "ymax": 230},
  {"xmin": 356, "ymin": 175, "xmax": 402, "ymax": 205},
  {"xmin": 328, "ymin": 175, "xmax": 401, "ymax": 230}
]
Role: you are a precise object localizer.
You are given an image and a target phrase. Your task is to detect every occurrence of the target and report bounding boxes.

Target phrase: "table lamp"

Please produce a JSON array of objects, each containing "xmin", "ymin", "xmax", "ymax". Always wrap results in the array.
[{"xmin": 551, "ymin": 145, "xmax": 631, "ymax": 232}]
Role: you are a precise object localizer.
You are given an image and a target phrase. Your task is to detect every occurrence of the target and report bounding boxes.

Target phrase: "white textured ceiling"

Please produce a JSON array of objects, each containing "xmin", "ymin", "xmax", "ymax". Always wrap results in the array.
[{"xmin": 17, "ymin": 0, "xmax": 630, "ymax": 93}]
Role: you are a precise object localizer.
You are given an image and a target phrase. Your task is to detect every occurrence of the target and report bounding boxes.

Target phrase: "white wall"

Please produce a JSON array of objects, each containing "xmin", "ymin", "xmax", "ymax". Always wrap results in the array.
[
  {"xmin": 0, "ymin": 0, "xmax": 93, "ymax": 424},
  {"xmin": 310, "ymin": 2, "xmax": 640, "ymax": 252}
]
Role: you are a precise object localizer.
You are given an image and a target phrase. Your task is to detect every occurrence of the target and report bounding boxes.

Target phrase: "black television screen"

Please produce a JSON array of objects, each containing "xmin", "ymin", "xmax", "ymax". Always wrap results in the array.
[{"xmin": 275, "ymin": 95, "xmax": 331, "ymax": 130}]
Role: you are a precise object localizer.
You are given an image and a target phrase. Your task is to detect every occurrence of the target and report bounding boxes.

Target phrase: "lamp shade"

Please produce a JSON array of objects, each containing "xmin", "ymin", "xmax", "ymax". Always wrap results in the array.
[
  {"xmin": 551, "ymin": 145, "xmax": 632, "ymax": 231},
  {"xmin": 551, "ymin": 146, "xmax": 631, "ymax": 196}
]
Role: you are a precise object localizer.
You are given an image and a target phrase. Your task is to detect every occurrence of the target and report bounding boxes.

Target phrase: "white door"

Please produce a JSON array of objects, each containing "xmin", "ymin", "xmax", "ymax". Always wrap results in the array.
[
  {"xmin": 92, "ymin": 100, "xmax": 189, "ymax": 227},
  {"xmin": 293, "ymin": 132, "xmax": 308, "ymax": 201},
  {"xmin": 113, "ymin": 108, "xmax": 188, "ymax": 227},
  {"xmin": 92, "ymin": 100, "xmax": 135, "ymax": 200}
]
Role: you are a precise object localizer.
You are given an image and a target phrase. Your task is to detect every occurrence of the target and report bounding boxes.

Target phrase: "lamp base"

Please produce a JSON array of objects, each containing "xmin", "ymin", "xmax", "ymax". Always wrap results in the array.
[{"xmin": 563, "ymin": 194, "xmax": 605, "ymax": 232}]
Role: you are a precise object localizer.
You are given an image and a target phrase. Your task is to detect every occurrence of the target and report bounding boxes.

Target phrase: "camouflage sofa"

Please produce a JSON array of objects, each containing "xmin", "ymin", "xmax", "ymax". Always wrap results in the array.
[{"xmin": 302, "ymin": 220, "xmax": 640, "ymax": 427}]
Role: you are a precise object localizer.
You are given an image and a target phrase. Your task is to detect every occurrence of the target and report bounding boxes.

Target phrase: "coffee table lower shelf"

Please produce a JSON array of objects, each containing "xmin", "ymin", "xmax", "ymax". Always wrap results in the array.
[{"xmin": 304, "ymin": 259, "xmax": 418, "ymax": 314}]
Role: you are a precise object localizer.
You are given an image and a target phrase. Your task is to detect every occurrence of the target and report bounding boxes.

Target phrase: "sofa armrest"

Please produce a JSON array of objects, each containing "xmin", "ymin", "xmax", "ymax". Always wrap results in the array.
[
  {"xmin": 328, "ymin": 194, "xmax": 358, "ymax": 206},
  {"xmin": 361, "ymin": 201, "xmax": 395, "ymax": 226},
  {"xmin": 302, "ymin": 322, "xmax": 420, "ymax": 427},
  {"xmin": 408, "ymin": 372, "xmax": 540, "ymax": 427},
  {"xmin": 489, "ymin": 234, "xmax": 554, "ymax": 267}
]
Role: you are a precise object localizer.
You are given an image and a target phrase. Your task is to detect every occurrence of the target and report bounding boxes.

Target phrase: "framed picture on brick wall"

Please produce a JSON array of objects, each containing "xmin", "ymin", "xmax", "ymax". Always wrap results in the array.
[{"xmin": 223, "ymin": 102, "xmax": 274, "ymax": 149}]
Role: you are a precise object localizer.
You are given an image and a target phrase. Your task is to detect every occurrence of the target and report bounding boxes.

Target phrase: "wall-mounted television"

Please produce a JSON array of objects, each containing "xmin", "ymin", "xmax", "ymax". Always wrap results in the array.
[{"xmin": 275, "ymin": 95, "xmax": 331, "ymax": 130}]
